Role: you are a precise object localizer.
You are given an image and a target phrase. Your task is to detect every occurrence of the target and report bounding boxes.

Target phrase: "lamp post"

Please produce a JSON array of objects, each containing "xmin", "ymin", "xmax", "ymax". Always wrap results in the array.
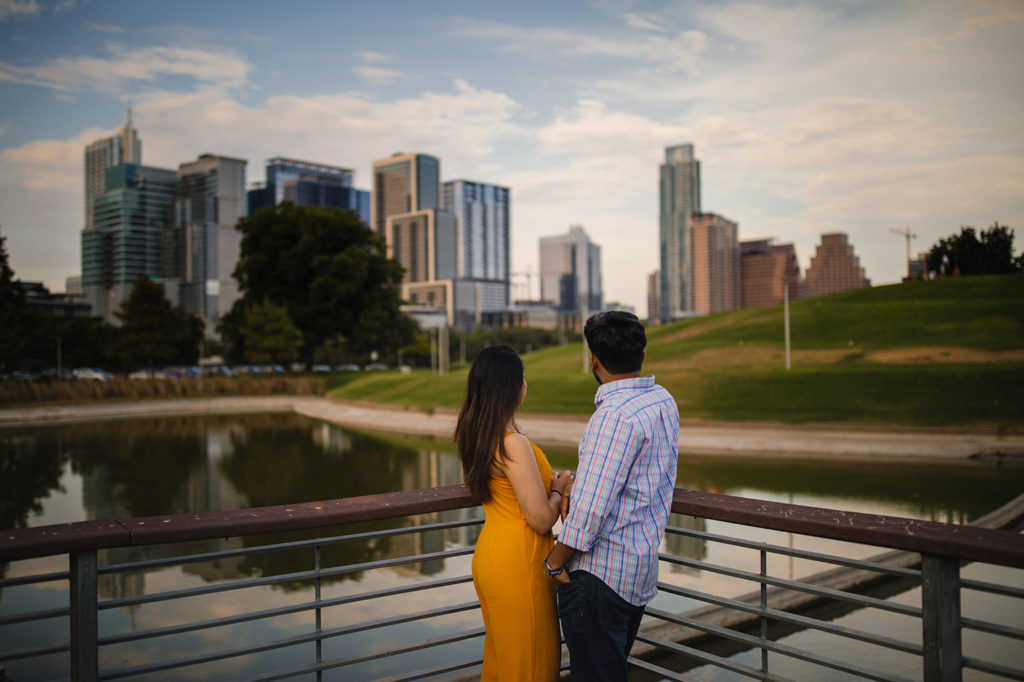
[{"xmin": 783, "ymin": 275, "xmax": 791, "ymax": 371}]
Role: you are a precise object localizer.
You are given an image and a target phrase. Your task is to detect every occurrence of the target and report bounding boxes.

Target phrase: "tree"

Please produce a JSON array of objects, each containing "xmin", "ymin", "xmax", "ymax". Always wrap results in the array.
[
  {"xmin": 227, "ymin": 202, "xmax": 414, "ymax": 368},
  {"xmin": 0, "ymin": 229, "xmax": 47, "ymax": 372},
  {"xmin": 116, "ymin": 276, "xmax": 204, "ymax": 370},
  {"xmin": 928, "ymin": 222, "xmax": 1019, "ymax": 276},
  {"xmin": 238, "ymin": 298, "xmax": 303, "ymax": 365}
]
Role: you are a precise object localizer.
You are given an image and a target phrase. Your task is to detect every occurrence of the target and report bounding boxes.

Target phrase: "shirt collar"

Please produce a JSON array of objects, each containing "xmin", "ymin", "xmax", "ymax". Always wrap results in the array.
[{"xmin": 594, "ymin": 374, "xmax": 655, "ymax": 406}]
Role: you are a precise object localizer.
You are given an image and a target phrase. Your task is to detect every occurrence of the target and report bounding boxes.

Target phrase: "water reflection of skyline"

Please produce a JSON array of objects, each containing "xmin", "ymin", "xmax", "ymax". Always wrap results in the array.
[{"xmin": 3, "ymin": 415, "xmax": 1022, "ymax": 681}]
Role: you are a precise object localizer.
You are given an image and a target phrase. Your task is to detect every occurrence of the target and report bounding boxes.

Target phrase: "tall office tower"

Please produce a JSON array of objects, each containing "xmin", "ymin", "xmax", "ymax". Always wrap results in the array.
[
  {"xmin": 740, "ymin": 239, "xmax": 802, "ymax": 309},
  {"xmin": 442, "ymin": 180, "xmax": 511, "ymax": 311},
  {"xmin": 804, "ymin": 232, "xmax": 870, "ymax": 298},
  {"xmin": 371, "ymin": 152, "xmax": 478, "ymax": 329},
  {"xmin": 539, "ymin": 225, "xmax": 602, "ymax": 313},
  {"xmin": 647, "ymin": 270, "xmax": 661, "ymax": 322},
  {"xmin": 80, "ymin": 163, "xmax": 178, "ymax": 323},
  {"xmin": 169, "ymin": 154, "xmax": 248, "ymax": 335},
  {"xmin": 659, "ymin": 144, "xmax": 702, "ymax": 321},
  {"xmin": 247, "ymin": 157, "xmax": 370, "ymax": 224},
  {"xmin": 690, "ymin": 213, "xmax": 740, "ymax": 315},
  {"xmin": 372, "ymin": 153, "xmax": 440, "ymax": 238},
  {"xmin": 84, "ymin": 110, "xmax": 141, "ymax": 229}
]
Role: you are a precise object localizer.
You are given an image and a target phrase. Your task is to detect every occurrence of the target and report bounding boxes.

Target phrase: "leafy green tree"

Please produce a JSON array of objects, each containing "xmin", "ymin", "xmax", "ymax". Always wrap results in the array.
[
  {"xmin": 928, "ymin": 222, "xmax": 1019, "ymax": 275},
  {"xmin": 227, "ymin": 202, "xmax": 414, "ymax": 368},
  {"xmin": 0, "ymin": 230, "xmax": 48, "ymax": 372},
  {"xmin": 239, "ymin": 298, "xmax": 303, "ymax": 365},
  {"xmin": 116, "ymin": 276, "xmax": 204, "ymax": 370}
]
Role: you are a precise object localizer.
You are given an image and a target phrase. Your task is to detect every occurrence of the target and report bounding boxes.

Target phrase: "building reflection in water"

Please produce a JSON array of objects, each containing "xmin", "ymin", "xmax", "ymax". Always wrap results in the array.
[{"xmin": 663, "ymin": 513, "xmax": 707, "ymax": 575}]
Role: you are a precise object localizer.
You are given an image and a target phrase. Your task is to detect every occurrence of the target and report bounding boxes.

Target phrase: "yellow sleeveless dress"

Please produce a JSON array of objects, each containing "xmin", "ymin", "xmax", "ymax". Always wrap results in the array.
[{"xmin": 471, "ymin": 438, "xmax": 560, "ymax": 681}]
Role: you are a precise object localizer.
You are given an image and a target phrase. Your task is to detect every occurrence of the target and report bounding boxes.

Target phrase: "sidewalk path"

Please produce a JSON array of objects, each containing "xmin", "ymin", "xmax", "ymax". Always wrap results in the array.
[{"xmin": 2, "ymin": 396, "xmax": 1022, "ymax": 464}]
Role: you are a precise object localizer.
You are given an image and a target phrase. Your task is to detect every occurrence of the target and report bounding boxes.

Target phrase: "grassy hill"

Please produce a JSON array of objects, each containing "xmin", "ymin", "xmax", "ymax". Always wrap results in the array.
[{"xmin": 329, "ymin": 275, "xmax": 1024, "ymax": 426}]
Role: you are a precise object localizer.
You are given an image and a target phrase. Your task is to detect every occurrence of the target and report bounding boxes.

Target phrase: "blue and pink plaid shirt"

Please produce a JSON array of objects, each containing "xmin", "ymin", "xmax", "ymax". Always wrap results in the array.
[{"xmin": 560, "ymin": 374, "xmax": 679, "ymax": 606}]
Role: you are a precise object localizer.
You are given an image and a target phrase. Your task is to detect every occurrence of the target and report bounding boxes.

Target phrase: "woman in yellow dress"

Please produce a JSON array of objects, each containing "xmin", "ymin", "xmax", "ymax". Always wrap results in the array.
[{"xmin": 455, "ymin": 345, "xmax": 572, "ymax": 681}]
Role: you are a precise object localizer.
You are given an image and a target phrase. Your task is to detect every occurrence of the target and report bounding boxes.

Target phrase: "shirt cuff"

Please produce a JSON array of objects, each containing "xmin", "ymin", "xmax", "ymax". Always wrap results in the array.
[{"xmin": 558, "ymin": 525, "xmax": 593, "ymax": 553}]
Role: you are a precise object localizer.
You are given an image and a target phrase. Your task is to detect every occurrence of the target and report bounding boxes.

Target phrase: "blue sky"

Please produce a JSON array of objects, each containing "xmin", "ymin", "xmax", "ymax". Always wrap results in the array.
[{"xmin": 1, "ymin": 0, "xmax": 1022, "ymax": 314}]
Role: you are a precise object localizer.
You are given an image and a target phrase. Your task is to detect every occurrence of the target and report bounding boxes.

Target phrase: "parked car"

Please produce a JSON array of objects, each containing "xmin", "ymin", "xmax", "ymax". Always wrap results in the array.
[
  {"xmin": 73, "ymin": 367, "xmax": 112, "ymax": 381},
  {"xmin": 335, "ymin": 364, "xmax": 361, "ymax": 372},
  {"xmin": 364, "ymin": 363, "xmax": 388, "ymax": 371},
  {"xmin": 311, "ymin": 364, "xmax": 331, "ymax": 373}
]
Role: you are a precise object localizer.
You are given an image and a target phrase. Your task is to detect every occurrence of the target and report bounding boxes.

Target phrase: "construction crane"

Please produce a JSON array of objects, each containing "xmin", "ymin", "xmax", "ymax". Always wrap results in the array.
[{"xmin": 889, "ymin": 226, "xmax": 917, "ymax": 279}]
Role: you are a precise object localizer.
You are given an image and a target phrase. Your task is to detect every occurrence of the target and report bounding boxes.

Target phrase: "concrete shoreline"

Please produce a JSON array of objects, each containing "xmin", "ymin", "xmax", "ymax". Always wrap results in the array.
[{"xmin": 2, "ymin": 395, "xmax": 1023, "ymax": 465}]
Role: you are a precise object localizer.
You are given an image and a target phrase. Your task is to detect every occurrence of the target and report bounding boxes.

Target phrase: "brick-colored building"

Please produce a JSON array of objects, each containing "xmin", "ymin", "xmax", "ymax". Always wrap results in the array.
[
  {"xmin": 805, "ymin": 232, "xmax": 870, "ymax": 298},
  {"xmin": 691, "ymin": 213, "xmax": 740, "ymax": 314},
  {"xmin": 740, "ymin": 240, "xmax": 802, "ymax": 309}
]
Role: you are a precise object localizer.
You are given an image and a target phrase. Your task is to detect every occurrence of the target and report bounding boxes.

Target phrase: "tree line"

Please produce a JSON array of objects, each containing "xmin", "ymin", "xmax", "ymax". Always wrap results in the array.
[{"xmin": 3, "ymin": 215, "xmax": 1019, "ymax": 376}]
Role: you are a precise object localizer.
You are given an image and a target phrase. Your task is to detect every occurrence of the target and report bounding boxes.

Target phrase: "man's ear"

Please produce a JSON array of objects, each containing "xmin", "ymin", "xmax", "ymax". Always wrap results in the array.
[{"xmin": 590, "ymin": 352, "xmax": 600, "ymax": 370}]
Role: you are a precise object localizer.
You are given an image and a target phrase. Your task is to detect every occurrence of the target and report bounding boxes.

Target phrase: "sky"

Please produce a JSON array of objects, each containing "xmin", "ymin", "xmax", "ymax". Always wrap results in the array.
[{"xmin": 1, "ymin": 0, "xmax": 1022, "ymax": 315}]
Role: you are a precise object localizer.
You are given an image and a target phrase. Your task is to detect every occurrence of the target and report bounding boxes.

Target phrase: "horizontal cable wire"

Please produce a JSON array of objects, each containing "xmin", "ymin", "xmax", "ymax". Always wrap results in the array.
[
  {"xmin": 99, "ymin": 574, "xmax": 473, "ymax": 646},
  {"xmin": 644, "ymin": 606, "xmax": 916, "ymax": 682},
  {"xmin": 99, "ymin": 601, "xmax": 480, "ymax": 680},
  {"xmin": 664, "ymin": 525, "xmax": 921, "ymax": 579},
  {"xmin": 658, "ymin": 554, "xmax": 922, "ymax": 617},
  {"xmin": 655, "ymin": 581, "xmax": 922, "ymax": 655}
]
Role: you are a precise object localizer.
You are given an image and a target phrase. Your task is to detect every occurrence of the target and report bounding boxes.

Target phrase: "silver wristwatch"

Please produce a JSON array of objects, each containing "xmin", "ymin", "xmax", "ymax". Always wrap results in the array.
[{"xmin": 544, "ymin": 558, "xmax": 564, "ymax": 577}]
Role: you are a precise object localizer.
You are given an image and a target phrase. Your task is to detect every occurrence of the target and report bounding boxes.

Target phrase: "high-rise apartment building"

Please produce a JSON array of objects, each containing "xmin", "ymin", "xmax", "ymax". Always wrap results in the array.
[
  {"xmin": 740, "ymin": 239, "xmax": 802, "ymax": 309},
  {"xmin": 691, "ymin": 213, "xmax": 740, "ymax": 315},
  {"xmin": 247, "ymin": 157, "xmax": 369, "ymax": 224},
  {"xmin": 372, "ymin": 153, "xmax": 440, "ymax": 238},
  {"xmin": 81, "ymin": 163, "xmax": 177, "ymax": 323},
  {"xmin": 84, "ymin": 110, "xmax": 141, "ymax": 229},
  {"xmin": 659, "ymin": 144, "xmax": 702, "ymax": 321},
  {"xmin": 168, "ymin": 154, "xmax": 248, "ymax": 335},
  {"xmin": 647, "ymin": 271, "xmax": 661, "ymax": 322},
  {"xmin": 442, "ymin": 180, "xmax": 511, "ymax": 312},
  {"xmin": 539, "ymin": 225, "xmax": 602, "ymax": 313},
  {"xmin": 804, "ymin": 233, "xmax": 870, "ymax": 298}
]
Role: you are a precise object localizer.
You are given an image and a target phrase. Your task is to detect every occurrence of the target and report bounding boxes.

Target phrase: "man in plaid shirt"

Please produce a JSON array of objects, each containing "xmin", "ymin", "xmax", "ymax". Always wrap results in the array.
[{"xmin": 544, "ymin": 311, "xmax": 680, "ymax": 681}]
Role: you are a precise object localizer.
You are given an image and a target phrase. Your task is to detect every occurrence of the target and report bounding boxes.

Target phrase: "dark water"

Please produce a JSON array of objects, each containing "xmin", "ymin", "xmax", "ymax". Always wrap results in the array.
[{"xmin": 1, "ymin": 413, "xmax": 1021, "ymax": 680}]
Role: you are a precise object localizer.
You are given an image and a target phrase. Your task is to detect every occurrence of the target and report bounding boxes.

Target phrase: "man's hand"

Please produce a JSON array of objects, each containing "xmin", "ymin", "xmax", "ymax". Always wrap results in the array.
[{"xmin": 560, "ymin": 475, "xmax": 574, "ymax": 521}]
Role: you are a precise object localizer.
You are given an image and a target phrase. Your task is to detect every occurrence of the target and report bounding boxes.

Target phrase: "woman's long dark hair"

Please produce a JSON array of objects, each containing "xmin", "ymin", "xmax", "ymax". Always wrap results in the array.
[{"xmin": 455, "ymin": 345, "xmax": 524, "ymax": 502}]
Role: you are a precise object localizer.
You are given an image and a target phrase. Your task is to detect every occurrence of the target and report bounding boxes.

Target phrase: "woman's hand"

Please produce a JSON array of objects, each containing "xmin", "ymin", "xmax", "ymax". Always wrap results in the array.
[{"xmin": 550, "ymin": 470, "xmax": 573, "ymax": 495}]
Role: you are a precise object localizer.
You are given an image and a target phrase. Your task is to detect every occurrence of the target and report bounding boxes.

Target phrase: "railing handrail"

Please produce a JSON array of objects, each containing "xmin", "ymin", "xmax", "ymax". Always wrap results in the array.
[{"xmin": 2, "ymin": 485, "xmax": 1023, "ymax": 567}]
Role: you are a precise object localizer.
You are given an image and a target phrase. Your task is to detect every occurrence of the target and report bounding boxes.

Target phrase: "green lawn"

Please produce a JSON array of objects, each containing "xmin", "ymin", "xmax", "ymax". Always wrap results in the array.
[{"xmin": 329, "ymin": 275, "xmax": 1024, "ymax": 426}]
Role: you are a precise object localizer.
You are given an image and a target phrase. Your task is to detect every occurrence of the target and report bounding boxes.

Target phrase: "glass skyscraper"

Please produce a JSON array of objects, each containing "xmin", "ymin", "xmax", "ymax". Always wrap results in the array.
[
  {"xmin": 659, "ymin": 144, "xmax": 702, "ymax": 321},
  {"xmin": 247, "ymin": 157, "xmax": 369, "ymax": 225},
  {"xmin": 80, "ymin": 163, "xmax": 177, "ymax": 323},
  {"xmin": 84, "ymin": 110, "xmax": 141, "ymax": 230},
  {"xmin": 442, "ymin": 179, "xmax": 511, "ymax": 311},
  {"xmin": 539, "ymin": 225, "xmax": 602, "ymax": 313}
]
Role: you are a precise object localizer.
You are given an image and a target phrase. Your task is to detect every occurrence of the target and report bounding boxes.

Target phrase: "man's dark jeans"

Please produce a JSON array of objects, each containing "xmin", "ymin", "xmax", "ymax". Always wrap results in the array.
[{"xmin": 557, "ymin": 570, "xmax": 645, "ymax": 681}]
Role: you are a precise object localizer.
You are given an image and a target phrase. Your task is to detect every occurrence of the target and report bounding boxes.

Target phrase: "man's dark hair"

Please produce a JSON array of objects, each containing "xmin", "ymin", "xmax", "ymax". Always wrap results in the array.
[{"xmin": 584, "ymin": 310, "xmax": 646, "ymax": 374}]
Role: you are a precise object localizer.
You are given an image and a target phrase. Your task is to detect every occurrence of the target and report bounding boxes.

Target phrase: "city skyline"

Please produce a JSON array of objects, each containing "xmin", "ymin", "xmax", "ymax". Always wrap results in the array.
[{"xmin": 1, "ymin": 0, "xmax": 1021, "ymax": 313}]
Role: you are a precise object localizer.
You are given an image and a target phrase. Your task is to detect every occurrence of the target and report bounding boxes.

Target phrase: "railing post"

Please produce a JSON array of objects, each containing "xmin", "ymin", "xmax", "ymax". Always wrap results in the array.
[
  {"xmin": 315, "ymin": 544, "xmax": 323, "ymax": 682},
  {"xmin": 70, "ymin": 550, "xmax": 98, "ymax": 682},
  {"xmin": 921, "ymin": 553, "xmax": 962, "ymax": 682},
  {"xmin": 760, "ymin": 548, "xmax": 768, "ymax": 675}
]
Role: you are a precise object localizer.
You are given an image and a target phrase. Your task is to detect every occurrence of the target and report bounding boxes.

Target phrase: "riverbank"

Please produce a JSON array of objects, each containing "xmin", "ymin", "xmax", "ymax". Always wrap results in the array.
[{"xmin": 2, "ymin": 396, "xmax": 1023, "ymax": 465}]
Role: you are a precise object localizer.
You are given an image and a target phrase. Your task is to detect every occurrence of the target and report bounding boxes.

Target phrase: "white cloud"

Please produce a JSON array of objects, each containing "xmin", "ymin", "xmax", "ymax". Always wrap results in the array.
[
  {"xmin": 86, "ymin": 21, "xmax": 125, "ymax": 33},
  {"xmin": 353, "ymin": 65, "xmax": 401, "ymax": 86},
  {"xmin": 53, "ymin": 0, "xmax": 75, "ymax": 15},
  {"xmin": 0, "ymin": 0, "xmax": 40, "ymax": 22},
  {"xmin": 451, "ymin": 18, "xmax": 707, "ymax": 74},
  {"xmin": 0, "ymin": 44, "xmax": 251, "ymax": 93},
  {"xmin": 906, "ymin": 11, "xmax": 1024, "ymax": 53},
  {"xmin": 355, "ymin": 51, "xmax": 392, "ymax": 64},
  {"xmin": 622, "ymin": 13, "xmax": 664, "ymax": 32}
]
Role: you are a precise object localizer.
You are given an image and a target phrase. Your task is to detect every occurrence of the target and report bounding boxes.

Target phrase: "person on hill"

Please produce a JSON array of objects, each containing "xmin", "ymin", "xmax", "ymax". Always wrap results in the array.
[
  {"xmin": 544, "ymin": 311, "xmax": 680, "ymax": 681},
  {"xmin": 455, "ymin": 345, "xmax": 573, "ymax": 681}
]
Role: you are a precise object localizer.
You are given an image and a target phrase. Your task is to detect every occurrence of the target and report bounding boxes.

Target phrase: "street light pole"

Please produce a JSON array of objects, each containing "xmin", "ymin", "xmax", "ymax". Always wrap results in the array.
[{"xmin": 783, "ymin": 276, "xmax": 791, "ymax": 371}]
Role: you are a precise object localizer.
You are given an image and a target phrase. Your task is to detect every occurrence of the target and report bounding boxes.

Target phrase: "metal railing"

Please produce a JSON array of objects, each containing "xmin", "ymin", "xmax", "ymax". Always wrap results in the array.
[{"xmin": 1, "ymin": 486, "xmax": 1023, "ymax": 681}]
